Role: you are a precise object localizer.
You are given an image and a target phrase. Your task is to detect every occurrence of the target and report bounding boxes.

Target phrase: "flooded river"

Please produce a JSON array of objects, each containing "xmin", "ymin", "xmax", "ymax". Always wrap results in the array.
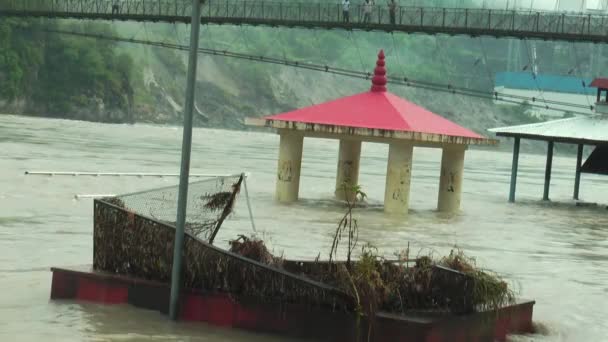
[{"xmin": 1, "ymin": 115, "xmax": 607, "ymax": 341}]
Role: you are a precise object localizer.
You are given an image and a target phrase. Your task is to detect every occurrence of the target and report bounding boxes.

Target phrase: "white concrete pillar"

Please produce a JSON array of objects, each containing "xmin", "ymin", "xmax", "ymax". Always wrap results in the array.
[
  {"xmin": 384, "ymin": 143, "xmax": 414, "ymax": 215},
  {"xmin": 335, "ymin": 139, "xmax": 362, "ymax": 201},
  {"xmin": 275, "ymin": 131, "xmax": 304, "ymax": 203},
  {"xmin": 437, "ymin": 145, "xmax": 466, "ymax": 212}
]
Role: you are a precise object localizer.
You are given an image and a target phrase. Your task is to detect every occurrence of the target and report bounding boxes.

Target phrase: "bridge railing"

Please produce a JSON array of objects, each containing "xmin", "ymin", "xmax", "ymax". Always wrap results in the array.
[
  {"xmin": 0, "ymin": 0, "xmax": 194, "ymax": 17},
  {"xmin": 1, "ymin": 0, "xmax": 608, "ymax": 39},
  {"xmin": 201, "ymin": 1, "xmax": 608, "ymax": 37}
]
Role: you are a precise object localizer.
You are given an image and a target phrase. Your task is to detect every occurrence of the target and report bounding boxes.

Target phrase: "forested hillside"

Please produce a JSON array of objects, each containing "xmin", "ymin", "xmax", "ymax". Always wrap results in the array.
[
  {"xmin": 1, "ymin": 1, "xmax": 605, "ymax": 140},
  {"xmin": 0, "ymin": 19, "xmax": 136, "ymax": 122}
]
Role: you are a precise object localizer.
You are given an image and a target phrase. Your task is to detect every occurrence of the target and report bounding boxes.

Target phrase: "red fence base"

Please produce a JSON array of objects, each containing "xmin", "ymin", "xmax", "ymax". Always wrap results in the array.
[{"xmin": 50, "ymin": 266, "xmax": 534, "ymax": 342}]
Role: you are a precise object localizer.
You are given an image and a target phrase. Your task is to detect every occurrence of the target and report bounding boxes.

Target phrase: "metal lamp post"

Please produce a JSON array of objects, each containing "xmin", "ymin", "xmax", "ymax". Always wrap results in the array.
[{"xmin": 169, "ymin": 0, "xmax": 203, "ymax": 320}]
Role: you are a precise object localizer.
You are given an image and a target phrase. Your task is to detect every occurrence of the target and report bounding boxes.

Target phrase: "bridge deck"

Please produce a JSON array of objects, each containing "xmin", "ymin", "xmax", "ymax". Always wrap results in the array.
[{"xmin": 2, "ymin": 0, "xmax": 608, "ymax": 43}]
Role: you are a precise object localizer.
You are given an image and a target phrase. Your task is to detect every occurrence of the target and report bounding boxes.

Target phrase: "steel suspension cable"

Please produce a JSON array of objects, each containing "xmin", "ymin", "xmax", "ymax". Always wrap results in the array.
[
  {"xmin": 17, "ymin": 26, "xmax": 596, "ymax": 115},
  {"xmin": 523, "ymin": 39, "xmax": 550, "ymax": 109},
  {"xmin": 571, "ymin": 42, "xmax": 595, "ymax": 110}
]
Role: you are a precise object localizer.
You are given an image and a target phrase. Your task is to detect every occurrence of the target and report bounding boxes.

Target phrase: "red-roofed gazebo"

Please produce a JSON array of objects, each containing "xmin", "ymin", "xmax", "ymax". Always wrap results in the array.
[{"xmin": 247, "ymin": 50, "xmax": 495, "ymax": 214}]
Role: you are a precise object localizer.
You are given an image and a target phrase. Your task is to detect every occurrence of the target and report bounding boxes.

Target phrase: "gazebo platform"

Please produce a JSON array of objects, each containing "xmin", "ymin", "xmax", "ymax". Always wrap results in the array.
[
  {"xmin": 49, "ymin": 265, "xmax": 535, "ymax": 342},
  {"xmin": 247, "ymin": 50, "xmax": 495, "ymax": 215},
  {"xmin": 490, "ymin": 78, "xmax": 608, "ymax": 202}
]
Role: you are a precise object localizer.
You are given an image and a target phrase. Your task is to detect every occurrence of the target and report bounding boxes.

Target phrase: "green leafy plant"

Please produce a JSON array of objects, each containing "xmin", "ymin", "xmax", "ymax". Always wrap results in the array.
[{"xmin": 329, "ymin": 182, "xmax": 367, "ymax": 268}]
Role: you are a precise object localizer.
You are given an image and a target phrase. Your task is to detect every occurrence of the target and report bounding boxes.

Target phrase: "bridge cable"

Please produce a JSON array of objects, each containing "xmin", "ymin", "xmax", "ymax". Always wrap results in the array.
[
  {"xmin": 527, "ymin": 40, "xmax": 590, "ymax": 114},
  {"xmin": 390, "ymin": 31, "xmax": 417, "ymax": 101},
  {"xmin": 143, "ymin": 22, "xmax": 153, "ymax": 68},
  {"xmin": 349, "ymin": 31, "xmax": 369, "ymax": 77},
  {"xmin": 128, "ymin": 23, "xmax": 144, "ymax": 41},
  {"xmin": 275, "ymin": 26, "xmax": 288, "ymax": 61},
  {"xmin": 391, "ymin": 34, "xmax": 420, "ymax": 100},
  {"xmin": 571, "ymin": 42, "xmax": 595, "ymax": 111},
  {"xmin": 225, "ymin": 27, "xmax": 244, "ymax": 53},
  {"xmin": 278, "ymin": 26, "xmax": 315, "ymax": 106},
  {"xmin": 390, "ymin": 33, "xmax": 406, "ymax": 78},
  {"xmin": 522, "ymin": 39, "xmax": 550, "ymax": 110},
  {"xmin": 147, "ymin": 29, "xmax": 602, "ymax": 113},
  {"xmin": 157, "ymin": 23, "xmax": 170, "ymax": 46},
  {"xmin": 312, "ymin": 29, "xmax": 346, "ymax": 99},
  {"xmin": 237, "ymin": 25, "xmax": 255, "ymax": 56},
  {"xmin": 476, "ymin": 37, "xmax": 541, "ymax": 117},
  {"xmin": 204, "ymin": 23, "xmax": 215, "ymax": 51},
  {"xmin": 434, "ymin": 36, "xmax": 454, "ymax": 91},
  {"xmin": 435, "ymin": 35, "xmax": 480, "ymax": 119},
  {"xmin": 51, "ymin": 27, "xmax": 594, "ymax": 111},
  {"xmin": 477, "ymin": 38, "xmax": 497, "ymax": 91},
  {"xmin": 18, "ymin": 27, "xmax": 595, "ymax": 116},
  {"xmin": 171, "ymin": 23, "xmax": 180, "ymax": 47}
]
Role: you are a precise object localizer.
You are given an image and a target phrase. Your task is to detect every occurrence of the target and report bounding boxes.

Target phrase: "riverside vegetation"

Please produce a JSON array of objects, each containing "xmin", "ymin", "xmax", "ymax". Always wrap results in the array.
[
  {"xmin": 227, "ymin": 184, "xmax": 514, "ymax": 318},
  {"xmin": 101, "ymin": 180, "xmax": 514, "ymax": 318},
  {"xmin": 0, "ymin": 19, "xmax": 136, "ymax": 122}
]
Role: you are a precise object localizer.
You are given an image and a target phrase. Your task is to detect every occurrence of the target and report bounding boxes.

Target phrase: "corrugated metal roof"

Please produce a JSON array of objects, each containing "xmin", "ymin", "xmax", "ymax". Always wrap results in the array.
[
  {"xmin": 494, "ymin": 72, "xmax": 595, "ymax": 95},
  {"xmin": 488, "ymin": 116, "xmax": 608, "ymax": 144}
]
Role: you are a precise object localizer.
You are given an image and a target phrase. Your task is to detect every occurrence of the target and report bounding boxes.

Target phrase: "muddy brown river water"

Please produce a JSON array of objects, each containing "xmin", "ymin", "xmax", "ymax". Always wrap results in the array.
[{"xmin": 1, "ymin": 115, "xmax": 607, "ymax": 341}]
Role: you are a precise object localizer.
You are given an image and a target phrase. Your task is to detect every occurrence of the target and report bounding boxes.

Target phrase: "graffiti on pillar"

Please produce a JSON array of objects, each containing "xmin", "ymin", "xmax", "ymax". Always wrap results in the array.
[
  {"xmin": 392, "ymin": 189, "xmax": 404, "ymax": 203},
  {"xmin": 392, "ymin": 168, "xmax": 410, "ymax": 203},
  {"xmin": 400, "ymin": 165, "xmax": 410, "ymax": 185},
  {"xmin": 447, "ymin": 171, "xmax": 456, "ymax": 193},
  {"xmin": 341, "ymin": 160, "xmax": 353, "ymax": 183},
  {"xmin": 278, "ymin": 161, "xmax": 293, "ymax": 182}
]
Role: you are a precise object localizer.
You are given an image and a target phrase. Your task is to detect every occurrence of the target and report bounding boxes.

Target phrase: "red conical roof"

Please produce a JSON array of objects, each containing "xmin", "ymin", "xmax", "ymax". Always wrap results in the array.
[{"xmin": 263, "ymin": 50, "xmax": 484, "ymax": 140}]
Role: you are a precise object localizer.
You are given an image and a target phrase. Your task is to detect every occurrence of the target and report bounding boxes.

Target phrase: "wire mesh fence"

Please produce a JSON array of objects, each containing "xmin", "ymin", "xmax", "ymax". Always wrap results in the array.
[
  {"xmin": 93, "ymin": 176, "xmax": 354, "ymax": 311},
  {"xmin": 108, "ymin": 174, "xmax": 244, "ymax": 242}
]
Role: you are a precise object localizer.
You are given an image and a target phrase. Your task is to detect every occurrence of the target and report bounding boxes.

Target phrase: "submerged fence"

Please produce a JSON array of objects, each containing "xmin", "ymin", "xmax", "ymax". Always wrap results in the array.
[
  {"xmin": 114, "ymin": 175, "xmax": 243, "ymax": 241},
  {"xmin": 2, "ymin": 0, "xmax": 608, "ymax": 42},
  {"xmin": 92, "ymin": 177, "xmax": 354, "ymax": 309}
]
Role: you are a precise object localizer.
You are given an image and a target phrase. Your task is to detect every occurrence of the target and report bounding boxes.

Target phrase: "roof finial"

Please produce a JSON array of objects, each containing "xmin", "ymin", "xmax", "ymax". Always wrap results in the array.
[{"xmin": 371, "ymin": 49, "xmax": 387, "ymax": 92}]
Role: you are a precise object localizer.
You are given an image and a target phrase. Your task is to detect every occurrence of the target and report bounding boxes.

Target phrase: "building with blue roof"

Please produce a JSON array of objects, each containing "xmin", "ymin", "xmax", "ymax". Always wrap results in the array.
[
  {"xmin": 494, "ymin": 72, "xmax": 596, "ymax": 118},
  {"xmin": 495, "ymin": 72, "xmax": 595, "ymax": 95},
  {"xmin": 494, "ymin": 72, "xmax": 596, "ymax": 95}
]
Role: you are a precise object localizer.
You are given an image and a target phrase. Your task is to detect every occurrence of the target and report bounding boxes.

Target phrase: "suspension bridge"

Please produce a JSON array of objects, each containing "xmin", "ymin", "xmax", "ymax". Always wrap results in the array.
[{"xmin": 3, "ymin": 0, "xmax": 608, "ymax": 43}]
